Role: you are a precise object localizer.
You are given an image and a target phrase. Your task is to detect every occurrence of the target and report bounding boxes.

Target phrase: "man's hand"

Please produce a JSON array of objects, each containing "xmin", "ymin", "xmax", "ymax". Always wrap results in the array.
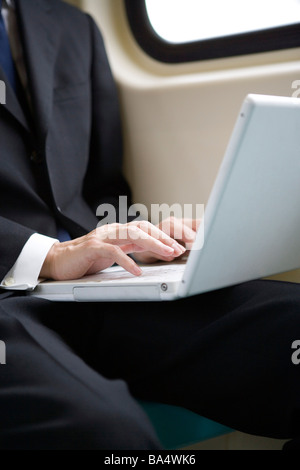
[
  {"xmin": 133, "ymin": 217, "xmax": 201, "ymax": 264},
  {"xmin": 40, "ymin": 220, "xmax": 186, "ymax": 281}
]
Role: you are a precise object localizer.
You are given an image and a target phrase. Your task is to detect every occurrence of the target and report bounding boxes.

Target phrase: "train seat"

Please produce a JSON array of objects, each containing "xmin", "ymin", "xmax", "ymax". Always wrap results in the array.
[{"xmin": 140, "ymin": 401, "xmax": 233, "ymax": 449}]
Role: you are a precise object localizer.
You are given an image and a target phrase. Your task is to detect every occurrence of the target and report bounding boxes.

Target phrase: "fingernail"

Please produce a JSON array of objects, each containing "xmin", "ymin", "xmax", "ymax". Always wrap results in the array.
[
  {"xmin": 133, "ymin": 265, "xmax": 142, "ymax": 275},
  {"xmin": 172, "ymin": 243, "xmax": 186, "ymax": 254}
]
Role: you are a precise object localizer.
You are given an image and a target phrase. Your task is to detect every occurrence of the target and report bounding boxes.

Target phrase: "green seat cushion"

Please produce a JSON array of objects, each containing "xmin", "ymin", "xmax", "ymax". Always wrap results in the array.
[{"xmin": 140, "ymin": 401, "xmax": 233, "ymax": 449}]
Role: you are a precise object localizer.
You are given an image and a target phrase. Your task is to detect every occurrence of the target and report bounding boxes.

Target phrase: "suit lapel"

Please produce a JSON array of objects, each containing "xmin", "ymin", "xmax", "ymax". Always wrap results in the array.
[{"xmin": 16, "ymin": 0, "xmax": 59, "ymax": 144}]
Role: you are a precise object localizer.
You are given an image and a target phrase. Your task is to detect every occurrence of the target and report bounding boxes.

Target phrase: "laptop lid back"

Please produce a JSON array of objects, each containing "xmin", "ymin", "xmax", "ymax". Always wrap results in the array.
[{"xmin": 179, "ymin": 94, "xmax": 300, "ymax": 297}]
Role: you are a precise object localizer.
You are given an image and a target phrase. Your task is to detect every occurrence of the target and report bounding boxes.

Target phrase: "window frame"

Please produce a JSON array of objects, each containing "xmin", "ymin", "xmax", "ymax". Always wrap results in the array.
[{"xmin": 124, "ymin": 0, "xmax": 300, "ymax": 63}]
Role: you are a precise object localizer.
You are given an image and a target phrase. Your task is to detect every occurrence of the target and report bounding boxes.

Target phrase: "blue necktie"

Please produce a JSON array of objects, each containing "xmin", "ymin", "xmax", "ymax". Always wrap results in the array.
[
  {"xmin": 0, "ymin": 0, "xmax": 17, "ymax": 92},
  {"xmin": 57, "ymin": 226, "xmax": 71, "ymax": 242}
]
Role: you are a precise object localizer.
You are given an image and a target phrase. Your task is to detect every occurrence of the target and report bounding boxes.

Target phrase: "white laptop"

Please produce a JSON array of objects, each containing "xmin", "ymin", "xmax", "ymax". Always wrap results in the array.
[{"xmin": 29, "ymin": 94, "xmax": 300, "ymax": 302}]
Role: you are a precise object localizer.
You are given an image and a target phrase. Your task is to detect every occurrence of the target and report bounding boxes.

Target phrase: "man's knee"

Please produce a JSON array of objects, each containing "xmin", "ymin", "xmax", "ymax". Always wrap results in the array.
[
  {"xmin": 71, "ymin": 397, "xmax": 162, "ymax": 449},
  {"xmin": 1, "ymin": 382, "xmax": 162, "ymax": 450},
  {"xmin": 0, "ymin": 304, "xmax": 162, "ymax": 450},
  {"xmin": 51, "ymin": 382, "xmax": 162, "ymax": 450}
]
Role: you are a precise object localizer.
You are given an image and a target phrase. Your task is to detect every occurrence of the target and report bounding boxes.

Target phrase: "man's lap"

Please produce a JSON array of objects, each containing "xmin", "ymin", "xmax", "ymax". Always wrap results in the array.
[
  {"xmin": 93, "ymin": 279, "xmax": 300, "ymax": 438},
  {"xmin": 0, "ymin": 295, "xmax": 162, "ymax": 449},
  {"xmin": 0, "ymin": 279, "xmax": 300, "ymax": 448}
]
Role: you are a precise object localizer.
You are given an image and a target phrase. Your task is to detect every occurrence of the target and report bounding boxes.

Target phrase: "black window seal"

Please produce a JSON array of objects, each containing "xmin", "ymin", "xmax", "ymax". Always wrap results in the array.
[{"xmin": 124, "ymin": 0, "xmax": 300, "ymax": 64}]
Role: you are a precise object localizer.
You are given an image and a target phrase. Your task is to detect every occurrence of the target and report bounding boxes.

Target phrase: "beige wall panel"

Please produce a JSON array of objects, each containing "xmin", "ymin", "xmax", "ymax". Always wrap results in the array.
[
  {"xmin": 75, "ymin": 0, "xmax": 300, "ymax": 282},
  {"xmin": 80, "ymin": 1, "xmax": 300, "ymax": 206},
  {"xmin": 64, "ymin": 0, "xmax": 83, "ymax": 8}
]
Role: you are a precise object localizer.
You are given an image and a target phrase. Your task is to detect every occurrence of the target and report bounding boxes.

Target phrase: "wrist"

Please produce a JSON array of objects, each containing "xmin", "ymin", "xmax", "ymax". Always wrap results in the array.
[{"xmin": 40, "ymin": 242, "xmax": 60, "ymax": 279}]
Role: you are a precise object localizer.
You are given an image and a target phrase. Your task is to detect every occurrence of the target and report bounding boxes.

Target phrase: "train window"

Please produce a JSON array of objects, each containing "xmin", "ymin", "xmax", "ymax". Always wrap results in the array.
[
  {"xmin": 145, "ymin": 0, "xmax": 300, "ymax": 44},
  {"xmin": 124, "ymin": 0, "xmax": 300, "ymax": 63}
]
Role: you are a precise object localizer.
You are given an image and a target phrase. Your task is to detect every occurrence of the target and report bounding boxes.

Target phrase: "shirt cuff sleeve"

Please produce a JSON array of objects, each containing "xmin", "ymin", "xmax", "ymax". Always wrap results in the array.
[{"xmin": 1, "ymin": 233, "xmax": 58, "ymax": 291}]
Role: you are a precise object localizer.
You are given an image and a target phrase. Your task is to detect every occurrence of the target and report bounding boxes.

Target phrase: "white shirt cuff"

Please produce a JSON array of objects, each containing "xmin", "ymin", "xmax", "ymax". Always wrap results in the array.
[{"xmin": 1, "ymin": 233, "xmax": 58, "ymax": 291}]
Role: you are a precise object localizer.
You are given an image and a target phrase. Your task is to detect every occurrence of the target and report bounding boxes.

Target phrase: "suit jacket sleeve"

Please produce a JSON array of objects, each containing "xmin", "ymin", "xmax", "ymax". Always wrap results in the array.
[
  {"xmin": 0, "ymin": 7, "xmax": 132, "ymax": 283},
  {"xmin": 82, "ymin": 14, "xmax": 132, "ymax": 218}
]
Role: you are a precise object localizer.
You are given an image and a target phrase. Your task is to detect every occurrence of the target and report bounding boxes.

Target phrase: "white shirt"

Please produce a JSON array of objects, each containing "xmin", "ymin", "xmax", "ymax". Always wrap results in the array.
[{"xmin": 1, "ymin": 0, "xmax": 58, "ymax": 290}]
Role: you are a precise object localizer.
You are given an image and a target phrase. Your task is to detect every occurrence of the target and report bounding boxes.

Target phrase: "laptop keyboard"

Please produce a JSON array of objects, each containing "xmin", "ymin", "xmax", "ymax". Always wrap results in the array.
[{"xmin": 94, "ymin": 262, "xmax": 186, "ymax": 283}]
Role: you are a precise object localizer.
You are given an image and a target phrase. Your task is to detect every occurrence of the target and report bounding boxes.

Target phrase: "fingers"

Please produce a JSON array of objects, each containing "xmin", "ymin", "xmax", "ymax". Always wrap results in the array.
[
  {"xmin": 182, "ymin": 218, "xmax": 202, "ymax": 233},
  {"xmin": 42, "ymin": 219, "xmax": 199, "ymax": 282},
  {"xmin": 96, "ymin": 222, "xmax": 186, "ymax": 259},
  {"xmin": 159, "ymin": 217, "xmax": 201, "ymax": 249},
  {"xmin": 100, "ymin": 244, "xmax": 143, "ymax": 276},
  {"xmin": 40, "ymin": 237, "xmax": 142, "ymax": 280}
]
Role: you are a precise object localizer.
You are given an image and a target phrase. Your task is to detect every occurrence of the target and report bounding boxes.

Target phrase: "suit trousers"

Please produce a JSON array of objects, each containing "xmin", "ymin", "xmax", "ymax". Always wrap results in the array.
[{"xmin": 0, "ymin": 279, "xmax": 300, "ymax": 450}]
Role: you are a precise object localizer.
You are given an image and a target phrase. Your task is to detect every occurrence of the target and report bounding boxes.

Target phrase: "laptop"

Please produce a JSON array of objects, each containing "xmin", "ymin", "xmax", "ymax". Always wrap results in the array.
[{"xmin": 29, "ymin": 94, "xmax": 300, "ymax": 302}]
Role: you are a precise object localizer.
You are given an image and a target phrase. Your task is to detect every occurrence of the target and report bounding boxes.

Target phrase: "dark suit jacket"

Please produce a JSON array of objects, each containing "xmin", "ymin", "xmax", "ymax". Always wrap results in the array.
[{"xmin": 0, "ymin": 0, "xmax": 131, "ymax": 281}]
